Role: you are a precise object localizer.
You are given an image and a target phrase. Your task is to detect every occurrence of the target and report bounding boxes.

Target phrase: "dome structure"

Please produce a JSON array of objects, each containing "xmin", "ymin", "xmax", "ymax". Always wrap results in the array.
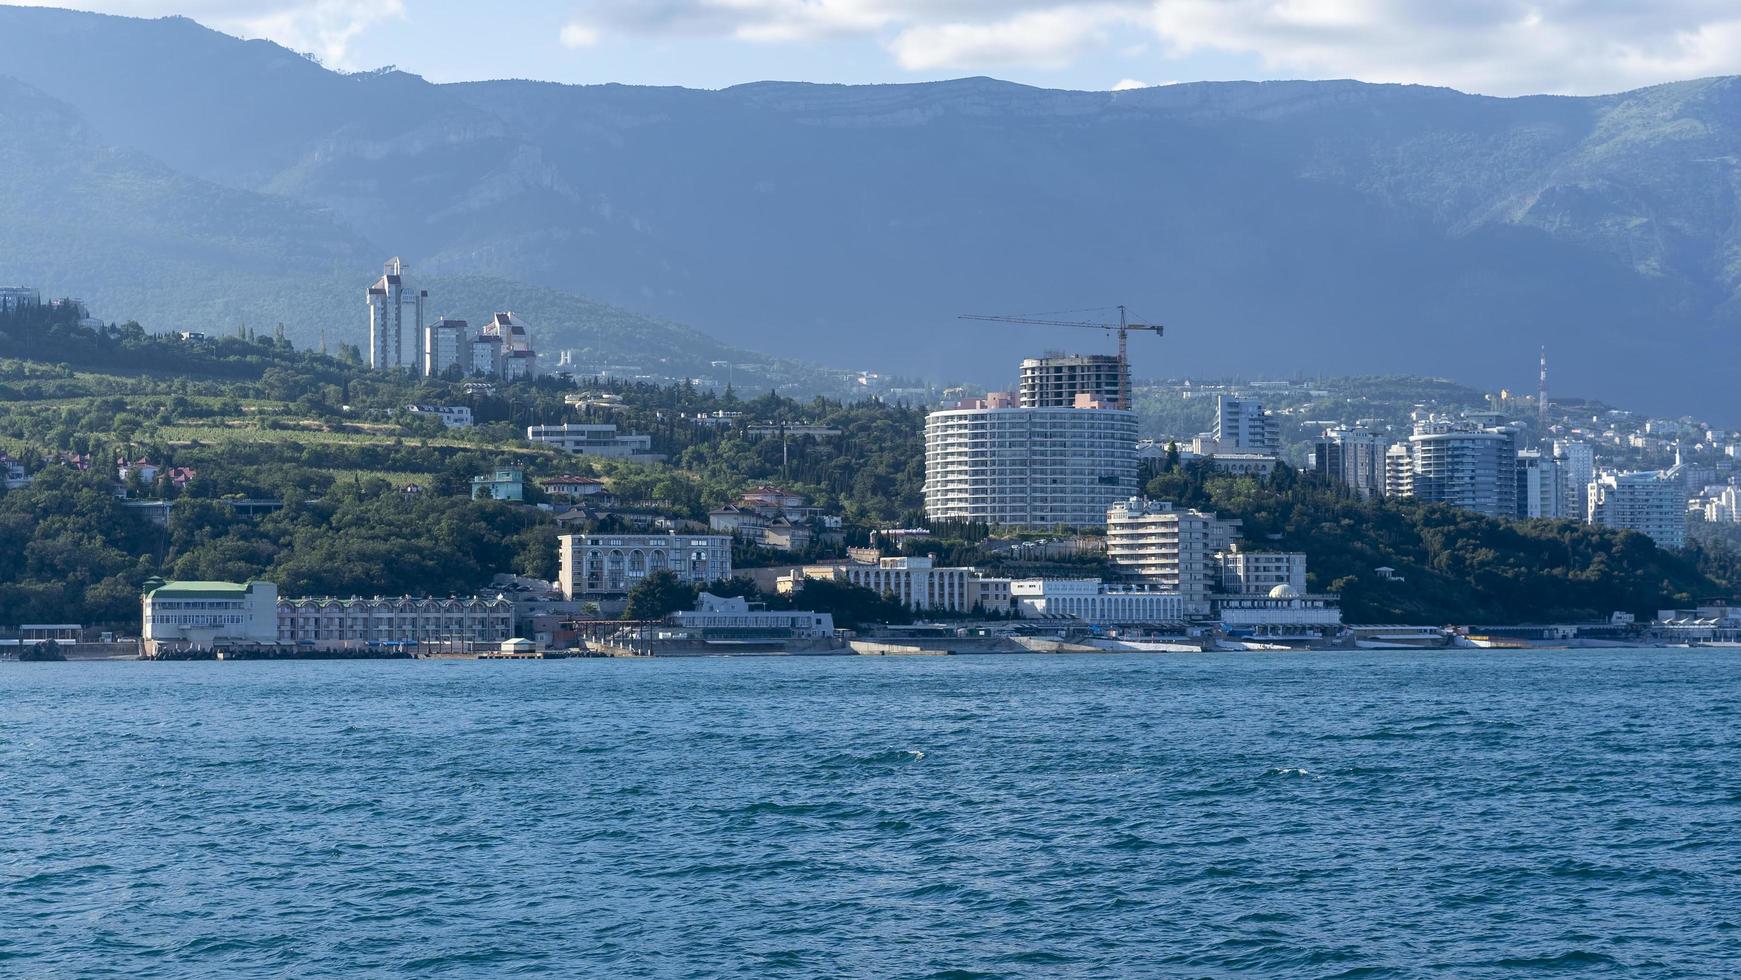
[{"xmin": 1268, "ymin": 584, "xmax": 1300, "ymax": 599}]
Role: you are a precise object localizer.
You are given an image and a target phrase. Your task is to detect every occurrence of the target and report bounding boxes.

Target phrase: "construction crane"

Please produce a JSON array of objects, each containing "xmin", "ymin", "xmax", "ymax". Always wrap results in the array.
[{"xmin": 957, "ymin": 305, "xmax": 1162, "ymax": 410}]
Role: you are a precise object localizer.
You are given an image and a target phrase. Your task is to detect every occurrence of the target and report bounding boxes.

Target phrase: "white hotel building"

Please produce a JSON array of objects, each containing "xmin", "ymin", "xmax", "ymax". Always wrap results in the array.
[
  {"xmin": 1011, "ymin": 579, "xmax": 1186, "ymax": 623},
  {"xmin": 559, "ymin": 533, "xmax": 733, "ymax": 598},
  {"xmin": 924, "ymin": 405, "xmax": 1139, "ymax": 527}
]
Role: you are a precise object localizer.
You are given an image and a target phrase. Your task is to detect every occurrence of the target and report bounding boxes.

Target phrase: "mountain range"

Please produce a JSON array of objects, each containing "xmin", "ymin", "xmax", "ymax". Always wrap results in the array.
[{"xmin": 0, "ymin": 5, "xmax": 1737, "ymax": 418}]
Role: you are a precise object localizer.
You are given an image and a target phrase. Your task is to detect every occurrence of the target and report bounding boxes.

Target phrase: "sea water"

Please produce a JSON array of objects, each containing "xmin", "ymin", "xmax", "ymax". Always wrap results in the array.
[{"xmin": 3, "ymin": 650, "xmax": 1737, "ymax": 977}]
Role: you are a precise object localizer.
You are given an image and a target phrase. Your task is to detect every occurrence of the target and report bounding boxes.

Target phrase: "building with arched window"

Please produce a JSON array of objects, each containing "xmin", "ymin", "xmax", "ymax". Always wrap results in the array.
[{"xmin": 558, "ymin": 533, "xmax": 732, "ymax": 599}]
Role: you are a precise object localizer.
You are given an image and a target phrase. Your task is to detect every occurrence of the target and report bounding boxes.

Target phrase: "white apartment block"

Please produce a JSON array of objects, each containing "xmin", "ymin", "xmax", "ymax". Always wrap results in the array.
[
  {"xmin": 923, "ymin": 405, "xmax": 1139, "ymax": 527},
  {"xmin": 1106, "ymin": 497, "xmax": 1241, "ymax": 614},
  {"xmin": 799, "ymin": 556, "xmax": 1004, "ymax": 614},
  {"xmin": 276, "ymin": 595, "xmax": 513, "ymax": 650},
  {"xmin": 1402, "ymin": 419, "xmax": 1518, "ymax": 518},
  {"xmin": 1589, "ymin": 470, "xmax": 1687, "ymax": 549},
  {"xmin": 1011, "ymin": 579, "xmax": 1186, "ymax": 624},
  {"xmin": 423, "ymin": 317, "xmax": 470, "ymax": 378},
  {"xmin": 1217, "ymin": 547, "xmax": 1307, "ymax": 595},
  {"xmin": 142, "ymin": 580, "xmax": 278, "ymax": 656},
  {"xmin": 1704, "ymin": 486, "xmax": 1740, "ymax": 523},
  {"xmin": 1516, "ymin": 449, "xmax": 1567, "ymax": 519},
  {"xmin": 365, "ymin": 257, "xmax": 425, "ymax": 371},
  {"xmin": 527, "ymin": 423, "xmax": 659, "ymax": 460},
  {"xmin": 560, "ymin": 533, "xmax": 732, "ymax": 598},
  {"xmin": 1214, "ymin": 395, "xmax": 1280, "ymax": 453}
]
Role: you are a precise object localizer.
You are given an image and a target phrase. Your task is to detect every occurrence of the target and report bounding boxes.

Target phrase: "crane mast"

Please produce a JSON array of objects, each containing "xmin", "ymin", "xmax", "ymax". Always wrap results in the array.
[{"xmin": 957, "ymin": 305, "xmax": 1162, "ymax": 410}]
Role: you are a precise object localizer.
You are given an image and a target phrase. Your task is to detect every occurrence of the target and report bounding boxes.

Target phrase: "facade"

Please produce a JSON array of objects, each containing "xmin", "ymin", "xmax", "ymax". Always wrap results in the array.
[
  {"xmin": 1217, "ymin": 547, "xmax": 1308, "ymax": 595},
  {"xmin": 470, "ymin": 334, "xmax": 501, "ymax": 377},
  {"xmin": 1106, "ymin": 497, "xmax": 1240, "ymax": 614},
  {"xmin": 141, "ymin": 579, "xmax": 278, "ymax": 656},
  {"xmin": 1704, "ymin": 485, "xmax": 1741, "ymax": 523},
  {"xmin": 1019, "ymin": 354, "xmax": 1125, "ymax": 409},
  {"xmin": 1384, "ymin": 443, "xmax": 1414, "ymax": 498},
  {"xmin": 365, "ymin": 257, "xmax": 426, "ymax": 371},
  {"xmin": 559, "ymin": 533, "xmax": 732, "ymax": 598},
  {"xmin": 1402, "ymin": 419, "xmax": 1519, "ymax": 518},
  {"xmin": 923, "ymin": 405, "xmax": 1139, "ymax": 527},
  {"xmin": 1515, "ymin": 449, "xmax": 1567, "ymax": 519},
  {"xmin": 1315, "ymin": 425, "xmax": 1389, "ymax": 498},
  {"xmin": 276, "ymin": 595, "xmax": 513, "ymax": 650},
  {"xmin": 407, "ymin": 404, "xmax": 473, "ymax": 428},
  {"xmin": 1556, "ymin": 440, "xmax": 1595, "ymax": 518},
  {"xmin": 423, "ymin": 317, "xmax": 470, "ymax": 378},
  {"xmin": 1588, "ymin": 470, "xmax": 1687, "ymax": 549},
  {"xmin": 542, "ymin": 475, "xmax": 608, "ymax": 499},
  {"xmin": 471, "ymin": 467, "xmax": 524, "ymax": 501},
  {"xmin": 1214, "ymin": 586, "xmax": 1343, "ymax": 636},
  {"xmin": 526, "ymin": 423, "xmax": 658, "ymax": 460},
  {"xmin": 483, "ymin": 312, "xmax": 537, "ymax": 380},
  {"xmin": 812, "ymin": 557, "xmax": 976, "ymax": 613},
  {"xmin": 1011, "ymin": 579, "xmax": 1186, "ymax": 624},
  {"xmin": 669, "ymin": 593, "xmax": 834, "ymax": 639},
  {"xmin": 1214, "ymin": 395, "xmax": 1280, "ymax": 453},
  {"xmin": 0, "ymin": 286, "xmax": 41, "ymax": 313}
]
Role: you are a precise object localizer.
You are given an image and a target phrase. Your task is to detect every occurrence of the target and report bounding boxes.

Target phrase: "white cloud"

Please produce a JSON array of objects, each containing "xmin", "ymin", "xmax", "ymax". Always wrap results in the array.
[
  {"xmin": 10, "ymin": 0, "xmax": 404, "ymax": 69},
  {"xmin": 560, "ymin": 0, "xmax": 1741, "ymax": 94},
  {"xmin": 1111, "ymin": 77, "xmax": 1149, "ymax": 89},
  {"xmin": 891, "ymin": 6, "xmax": 1133, "ymax": 70},
  {"xmin": 1147, "ymin": 0, "xmax": 1741, "ymax": 95},
  {"xmin": 560, "ymin": 21, "xmax": 599, "ymax": 48}
]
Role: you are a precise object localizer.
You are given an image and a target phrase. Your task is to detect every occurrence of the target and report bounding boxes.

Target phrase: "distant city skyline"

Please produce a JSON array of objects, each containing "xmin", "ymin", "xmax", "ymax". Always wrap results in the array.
[{"xmin": 12, "ymin": 1, "xmax": 1741, "ymax": 97}]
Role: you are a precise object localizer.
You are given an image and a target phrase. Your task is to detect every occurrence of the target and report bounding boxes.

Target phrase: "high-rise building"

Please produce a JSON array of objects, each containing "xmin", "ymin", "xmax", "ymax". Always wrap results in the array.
[
  {"xmin": 365, "ymin": 257, "xmax": 426, "ymax": 371},
  {"xmin": 1555, "ymin": 440, "xmax": 1595, "ymax": 519},
  {"xmin": 423, "ymin": 317, "xmax": 470, "ymax": 378},
  {"xmin": 1020, "ymin": 354, "xmax": 1125, "ymax": 409},
  {"xmin": 470, "ymin": 333, "xmax": 501, "ymax": 377},
  {"xmin": 1106, "ymin": 497, "xmax": 1242, "ymax": 614},
  {"xmin": 1214, "ymin": 395, "xmax": 1280, "ymax": 453},
  {"xmin": 484, "ymin": 312, "xmax": 538, "ymax": 380},
  {"xmin": 1314, "ymin": 425, "xmax": 1389, "ymax": 498},
  {"xmin": 1400, "ymin": 418, "xmax": 1518, "ymax": 518},
  {"xmin": 1515, "ymin": 449, "xmax": 1568, "ymax": 519},
  {"xmin": 1384, "ymin": 443, "xmax": 1414, "ymax": 498},
  {"xmin": 1588, "ymin": 470, "xmax": 1687, "ymax": 549},
  {"xmin": 924, "ymin": 404, "xmax": 1139, "ymax": 527}
]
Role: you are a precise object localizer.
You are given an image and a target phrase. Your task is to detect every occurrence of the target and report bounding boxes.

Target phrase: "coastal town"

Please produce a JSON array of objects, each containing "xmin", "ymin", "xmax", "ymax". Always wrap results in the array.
[{"xmin": 3, "ymin": 264, "xmax": 1740, "ymax": 661}]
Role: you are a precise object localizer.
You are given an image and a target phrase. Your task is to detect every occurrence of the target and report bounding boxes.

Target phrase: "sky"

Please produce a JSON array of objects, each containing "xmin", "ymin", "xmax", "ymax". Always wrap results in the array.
[{"xmin": 15, "ymin": 1, "xmax": 1741, "ymax": 96}]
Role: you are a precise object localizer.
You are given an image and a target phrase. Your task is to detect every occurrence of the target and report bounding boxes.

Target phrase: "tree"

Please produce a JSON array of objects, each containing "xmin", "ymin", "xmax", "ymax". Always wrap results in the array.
[{"xmin": 622, "ymin": 570, "xmax": 696, "ymax": 620}]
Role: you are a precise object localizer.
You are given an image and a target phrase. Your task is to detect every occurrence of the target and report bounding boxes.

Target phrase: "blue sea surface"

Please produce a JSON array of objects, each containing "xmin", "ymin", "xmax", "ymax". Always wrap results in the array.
[{"xmin": 2, "ymin": 650, "xmax": 1738, "ymax": 977}]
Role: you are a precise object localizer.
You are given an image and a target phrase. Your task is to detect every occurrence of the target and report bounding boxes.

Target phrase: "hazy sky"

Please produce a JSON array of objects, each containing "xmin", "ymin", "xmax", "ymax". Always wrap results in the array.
[{"xmin": 19, "ymin": 1, "xmax": 1741, "ymax": 95}]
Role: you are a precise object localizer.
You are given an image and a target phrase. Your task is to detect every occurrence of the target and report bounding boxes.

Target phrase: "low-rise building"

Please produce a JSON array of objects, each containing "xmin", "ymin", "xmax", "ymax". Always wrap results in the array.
[
  {"xmin": 276, "ymin": 594, "xmax": 514, "ymax": 651},
  {"xmin": 472, "ymin": 467, "xmax": 524, "ymax": 501},
  {"xmin": 541, "ymin": 475, "xmax": 609, "ymax": 499},
  {"xmin": 558, "ymin": 533, "xmax": 732, "ymax": 598},
  {"xmin": 526, "ymin": 423, "xmax": 662, "ymax": 461},
  {"xmin": 407, "ymin": 404, "xmax": 473, "ymax": 428},
  {"xmin": 1011, "ymin": 579, "xmax": 1186, "ymax": 624},
  {"xmin": 1214, "ymin": 585, "xmax": 1343, "ymax": 637},
  {"xmin": 142, "ymin": 579, "xmax": 278, "ymax": 656},
  {"xmin": 669, "ymin": 593, "xmax": 835, "ymax": 639}
]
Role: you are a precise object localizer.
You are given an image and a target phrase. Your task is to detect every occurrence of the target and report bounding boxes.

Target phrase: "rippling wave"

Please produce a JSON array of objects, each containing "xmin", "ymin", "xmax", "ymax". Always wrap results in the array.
[{"xmin": 3, "ymin": 650, "xmax": 1738, "ymax": 976}]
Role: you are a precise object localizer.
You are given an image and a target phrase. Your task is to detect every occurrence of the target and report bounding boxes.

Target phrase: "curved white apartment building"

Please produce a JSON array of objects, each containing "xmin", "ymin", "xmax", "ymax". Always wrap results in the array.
[{"xmin": 924, "ymin": 406, "xmax": 1139, "ymax": 527}]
